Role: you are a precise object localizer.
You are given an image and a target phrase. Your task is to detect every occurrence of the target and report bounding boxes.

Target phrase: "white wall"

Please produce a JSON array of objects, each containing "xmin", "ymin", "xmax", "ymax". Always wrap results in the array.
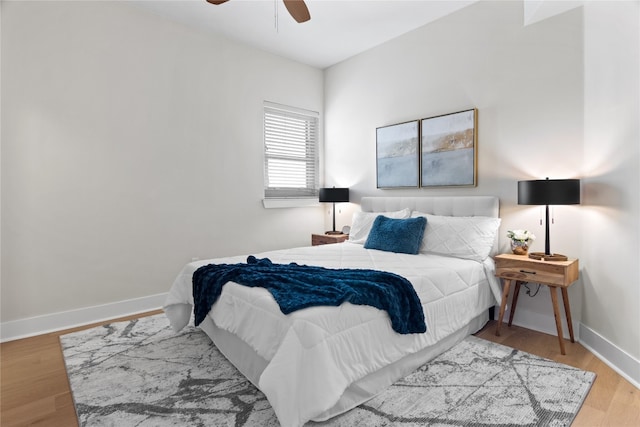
[
  {"xmin": 325, "ymin": 0, "xmax": 639, "ymax": 380},
  {"xmin": 326, "ymin": 0, "xmax": 584, "ymax": 332},
  {"xmin": 1, "ymin": 1, "xmax": 324, "ymax": 324},
  {"xmin": 2, "ymin": 0, "xmax": 637, "ymax": 383},
  {"xmin": 582, "ymin": 1, "xmax": 639, "ymax": 362}
]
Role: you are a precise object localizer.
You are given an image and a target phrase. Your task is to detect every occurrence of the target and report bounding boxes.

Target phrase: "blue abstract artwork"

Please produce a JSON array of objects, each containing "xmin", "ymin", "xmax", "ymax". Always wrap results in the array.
[
  {"xmin": 421, "ymin": 109, "xmax": 477, "ymax": 187},
  {"xmin": 376, "ymin": 120, "xmax": 419, "ymax": 188}
]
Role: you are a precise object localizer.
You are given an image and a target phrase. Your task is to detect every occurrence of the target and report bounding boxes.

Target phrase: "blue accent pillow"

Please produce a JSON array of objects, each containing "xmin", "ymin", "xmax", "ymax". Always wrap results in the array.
[{"xmin": 364, "ymin": 215, "xmax": 427, "ymax": 255}]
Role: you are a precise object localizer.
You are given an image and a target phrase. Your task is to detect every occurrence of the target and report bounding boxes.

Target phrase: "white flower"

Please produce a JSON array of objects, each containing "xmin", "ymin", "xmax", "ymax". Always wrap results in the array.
[{"xmin": 507, "ymin": 229, "xmax": 536, "ymax": 243}]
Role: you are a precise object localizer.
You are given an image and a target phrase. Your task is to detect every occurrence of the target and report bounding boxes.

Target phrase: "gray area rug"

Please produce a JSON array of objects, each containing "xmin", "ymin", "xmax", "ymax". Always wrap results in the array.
[{"xmin": 61, "ymin": 314, "xmax": 595, "ymax": 426}]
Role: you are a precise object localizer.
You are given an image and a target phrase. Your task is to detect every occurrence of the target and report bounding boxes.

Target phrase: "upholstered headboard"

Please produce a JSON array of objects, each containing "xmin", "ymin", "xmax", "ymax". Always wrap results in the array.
[
  {"xmin": 360, "ymin": 196, "xmax": 501, "ymax": 255},
  {"xmin": 361, "ymin": 196, "xmax": 499, "ymax": 218}
]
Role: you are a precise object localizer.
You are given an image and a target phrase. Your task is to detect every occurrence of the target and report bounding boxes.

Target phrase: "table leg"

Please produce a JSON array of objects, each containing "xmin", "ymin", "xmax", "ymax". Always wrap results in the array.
[
  {"xmin": 508, "ymin": 281, "xmax": 522, "ymax": 327},
  {"xmin": 549, "ymin": 286, "xmax": 566, "ymax": 355},
  {"xmin": 495, "ymin": 279, "xmax": 512, "ymax": 336},
  {"xmin": 561, "ymin": 287, "xmax": 575, "ymax": 343}
]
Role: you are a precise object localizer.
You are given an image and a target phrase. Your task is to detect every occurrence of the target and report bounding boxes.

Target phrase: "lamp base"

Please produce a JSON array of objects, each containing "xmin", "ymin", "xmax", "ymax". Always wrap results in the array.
[
  {"xmin": 325, "ymin": 231, "xmax": 343, "ymax": 235},
  {"xmin": 528, "ymin": 252, "xmax": 568, "ymax": 262}
]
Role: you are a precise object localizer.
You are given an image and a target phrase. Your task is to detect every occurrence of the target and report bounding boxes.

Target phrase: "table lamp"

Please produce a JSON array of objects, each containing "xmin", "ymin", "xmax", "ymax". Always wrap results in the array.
[
  {"xmin": 319, "ymin": 187, "xmax": 349, "ymax": 235},
  {"xmin": 518, "ymin": 178, "xmax": 580, "ymax": 261}
]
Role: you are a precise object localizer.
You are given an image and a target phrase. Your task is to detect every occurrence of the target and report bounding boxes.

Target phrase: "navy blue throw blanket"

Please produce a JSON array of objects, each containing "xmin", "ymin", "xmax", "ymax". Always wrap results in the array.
[{"xmin": 192, "ymin": 256, "xmax": 426, "ymax": 335}]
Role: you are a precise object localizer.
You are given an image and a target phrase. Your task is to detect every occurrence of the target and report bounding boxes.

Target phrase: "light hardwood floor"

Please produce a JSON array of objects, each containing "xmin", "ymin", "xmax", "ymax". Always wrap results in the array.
[{"xmin": 1, "ymin": 312, "xmax": 638, "ymax": 426}]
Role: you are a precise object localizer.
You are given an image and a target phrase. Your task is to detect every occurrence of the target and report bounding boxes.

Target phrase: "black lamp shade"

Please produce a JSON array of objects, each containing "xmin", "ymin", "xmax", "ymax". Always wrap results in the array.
[
  {"xmin": 319, "ymin": 188, "xmax": 349, "ymax": 203},
  {"xmin": 517, "ymin": 178, "xmax": 580, "ymax": 258},
  {"xmin": 518, "ymin": 179, "xmax": 580, "ymax": 206}
]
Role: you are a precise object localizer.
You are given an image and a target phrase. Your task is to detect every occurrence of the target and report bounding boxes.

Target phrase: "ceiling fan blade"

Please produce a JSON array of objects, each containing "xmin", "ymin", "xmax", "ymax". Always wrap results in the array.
[
  {"xmin": 282, "ymin": 0, "xmax": 310, "ymax": 23},
  {"xmin": 206, "ymin": 0, "xmax": 229, "ymax": 5}
]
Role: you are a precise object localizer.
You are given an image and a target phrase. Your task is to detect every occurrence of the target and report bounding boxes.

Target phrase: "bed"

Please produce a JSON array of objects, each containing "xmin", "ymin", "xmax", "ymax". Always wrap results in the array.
[{"xmin": 164, "ymin": 196, "xmax": 502, "ymax": 427}]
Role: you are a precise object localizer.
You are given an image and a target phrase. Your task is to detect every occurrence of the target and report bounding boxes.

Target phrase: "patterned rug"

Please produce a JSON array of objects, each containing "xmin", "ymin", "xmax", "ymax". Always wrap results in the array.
[{"xmin": 61, "ymin": 314, "xmax": 595, "ymax": 426}]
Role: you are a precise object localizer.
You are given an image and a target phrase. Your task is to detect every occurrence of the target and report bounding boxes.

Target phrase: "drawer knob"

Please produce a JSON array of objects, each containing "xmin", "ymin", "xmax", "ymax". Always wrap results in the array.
[{"xmin": 520, "ymin": 269, "xmax": 537, "ymax": 274}]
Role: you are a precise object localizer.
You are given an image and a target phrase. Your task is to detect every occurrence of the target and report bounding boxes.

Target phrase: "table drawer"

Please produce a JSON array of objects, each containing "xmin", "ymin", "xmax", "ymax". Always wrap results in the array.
[{"xmin": 496, "ymin": 266, "xmax": 566, "ymax": 285}]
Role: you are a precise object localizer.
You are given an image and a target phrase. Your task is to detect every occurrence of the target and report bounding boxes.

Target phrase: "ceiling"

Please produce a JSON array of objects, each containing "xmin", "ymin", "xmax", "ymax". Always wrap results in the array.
[{"xmin": 129, "ymin": 0, "xmax": 478, "ymax": 69}]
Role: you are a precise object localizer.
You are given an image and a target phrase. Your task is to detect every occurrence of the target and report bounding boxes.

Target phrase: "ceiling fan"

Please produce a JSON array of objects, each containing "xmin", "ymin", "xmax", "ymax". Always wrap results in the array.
[{"xmin": 206, "ymin": 0, "xmax": 311, "ymax": 24}]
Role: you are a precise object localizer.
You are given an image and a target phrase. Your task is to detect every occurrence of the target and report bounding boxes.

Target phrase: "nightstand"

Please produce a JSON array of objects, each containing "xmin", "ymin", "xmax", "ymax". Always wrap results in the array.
[
  {"xmin": 311, "ymin": 233, "xmax": 349, "ymax": 246},
  {"xmin": 494, "ymin": 253, "xmax": 579, "ymax": 355}
]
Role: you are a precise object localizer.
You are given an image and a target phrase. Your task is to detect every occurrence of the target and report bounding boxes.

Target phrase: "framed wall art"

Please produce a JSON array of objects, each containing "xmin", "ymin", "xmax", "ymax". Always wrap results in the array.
[
  {"xmin": 420, "ymin": 109, "xmax": 477, "ymax": 187},
  {"xmin": 376, "ymin": 120, "xmax": 419, "ymax": 188}
]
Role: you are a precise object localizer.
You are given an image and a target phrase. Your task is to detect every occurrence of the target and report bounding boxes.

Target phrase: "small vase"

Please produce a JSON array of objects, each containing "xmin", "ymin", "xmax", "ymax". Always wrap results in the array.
[{"xmin": 510, "ymin": 240, "xmax": 529, "ymax": 255}]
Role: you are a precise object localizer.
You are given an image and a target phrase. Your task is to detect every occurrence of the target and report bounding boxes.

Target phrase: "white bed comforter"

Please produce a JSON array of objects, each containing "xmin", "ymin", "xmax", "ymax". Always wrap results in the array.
[{"xmin": 164, "ymin": 242, "xmax": 501, "ymax": 427}]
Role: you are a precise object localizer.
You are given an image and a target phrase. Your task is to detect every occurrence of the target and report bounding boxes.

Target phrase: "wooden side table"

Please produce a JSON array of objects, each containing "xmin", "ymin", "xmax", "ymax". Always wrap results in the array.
[
  {"xmin": 311, "ymin": 233, "xmax": 349, "ymax": 246},
  {"xmin": 494, "ymin": 253, "xmax": 579, "ymax": 355}
]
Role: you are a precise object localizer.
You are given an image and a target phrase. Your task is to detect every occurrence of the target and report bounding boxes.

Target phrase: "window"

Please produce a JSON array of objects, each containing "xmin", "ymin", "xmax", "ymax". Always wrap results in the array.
[{"xmin": 263, "ymin": 102, "xmax": 319, "ymax": 200}]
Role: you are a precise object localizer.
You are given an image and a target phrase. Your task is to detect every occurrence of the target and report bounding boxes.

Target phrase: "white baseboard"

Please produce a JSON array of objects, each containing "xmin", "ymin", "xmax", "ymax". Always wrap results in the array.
[
  {"xmin": 4, "ymin": 296, "xmax": 638, "ymax": 390},
  {"xmin": 579, "ymin": 324, "xmax": 640, "ymax": 389},
  {"xmin": 500, "ymin": 304, "xmax": 578, "ymax": 340},
  {"xmin": 498, "ymin": 306, "xmax": 639, "ymax": 390},
  {"xmin": 0, "ymin": 293, "xmax": 168, "ymax": 342}
]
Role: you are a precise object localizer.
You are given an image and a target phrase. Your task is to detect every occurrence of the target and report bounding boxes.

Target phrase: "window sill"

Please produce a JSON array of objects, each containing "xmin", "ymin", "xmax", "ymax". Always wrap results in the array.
[{"xmin": 262, "ymin": 198, "xmax": 319, "ymax": 209}]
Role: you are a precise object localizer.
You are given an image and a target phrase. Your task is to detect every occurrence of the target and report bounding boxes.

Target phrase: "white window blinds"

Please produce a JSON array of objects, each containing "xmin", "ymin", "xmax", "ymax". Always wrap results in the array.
[{"xmin": 264, "ymin": 102, "xmax": 319, "ymax": 199}]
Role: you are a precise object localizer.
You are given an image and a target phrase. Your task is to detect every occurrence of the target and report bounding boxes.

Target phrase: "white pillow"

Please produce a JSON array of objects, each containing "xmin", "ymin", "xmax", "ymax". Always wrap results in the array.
[
  {"xmin": 411, "ymin": 212, "xmax": 501, "ymax": 261},
  {"xmin": 349, "ymin": 208, "xmax": 411, "ymax": 244}
]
